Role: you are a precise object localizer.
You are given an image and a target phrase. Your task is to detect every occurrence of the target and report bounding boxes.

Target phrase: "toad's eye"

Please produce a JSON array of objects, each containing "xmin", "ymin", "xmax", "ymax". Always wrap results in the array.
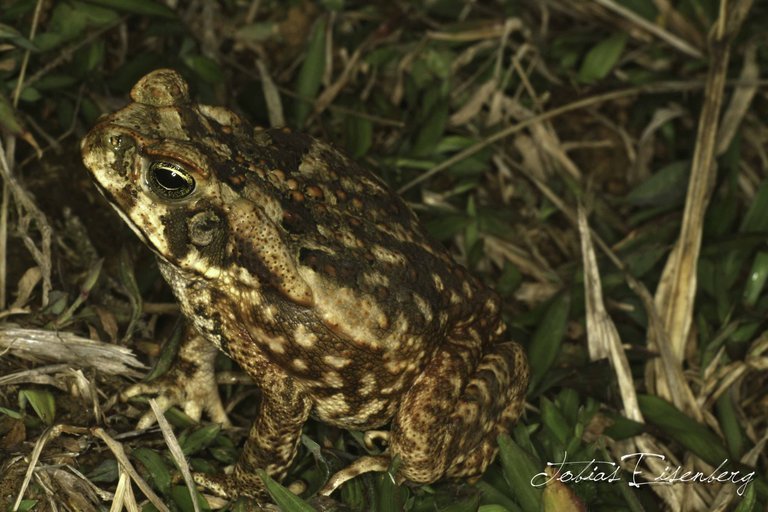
[{"xmin": 148, "ymin": 162, "xmax": 195, "ymax": 199}]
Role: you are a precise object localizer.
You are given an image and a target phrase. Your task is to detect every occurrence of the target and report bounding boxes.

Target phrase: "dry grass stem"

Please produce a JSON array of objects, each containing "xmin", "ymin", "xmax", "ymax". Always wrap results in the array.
[
  {"xmin": 0, "ymin": 183, "xmax": 8, "ymax": 309},
  {"xmin": 398, "ymin": 82, "xmax": 718, "ymax": 194},
  {"xmin": 256, "ymin": 58, "xmax": 285, "ymax": 127},
  {"xmin": 631, "ymin": 104, "xmax": 686, "ymax": 183},
  {"xmin": 579, "ymin": 206, "xmax": 643, "ymax": 421},
  {"xmin": 12, "ymin": 426, "xmax": 51, "ymax": 512},
  {"xmin": 149, "ymin": 398, "xmax": 202, "ymax": 512},
  {"xmin": 0, "ymin": 326, "xmax": 146, "ymax": 377},
  {"xmin": 310, "ymin": 35, "xmax": 370, "ymax": 123},
  {"xmin": 426, "ymin": 20, "xmax": 513, "ymax": 42},
  {"xmin": 716, "ymin": 41, "xmax": 759, "ymax": 156},
  {"xmin": 109, "ymin": 470, "xmax": 130, "ymax": 512},
  {"xmin": 484, "ymin": 236, "xmax": 555, "ymax": 285},
  {"xmin": 0, "ymin": 140, "xmax": 52, "ymax": 306},
  {"xmin": 651, "ymin": 0, "xmax": 707, "ymax": 48},
  {"xmin": 92, "ymin": 427, "xmax": 170, "ymax": 512},
  {"xmin": 592, "ymin": 0, "xmax": 704, "ymax": 58},
  {"xmin": 653, "ymin": 0, "xmax": 753, "ymax": 407},
  {"xmin": 522, "ymin": 159, "xmax": 699, "ymax": 415},
  {"xmin": 11, "ymin": 425, "xmax": 89, "ymax": 511}
]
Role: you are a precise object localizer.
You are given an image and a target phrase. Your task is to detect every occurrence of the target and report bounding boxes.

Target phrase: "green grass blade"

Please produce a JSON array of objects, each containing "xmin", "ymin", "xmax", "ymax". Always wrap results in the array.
[
  {"xmin": 258, "ymin": 470, "xmax": 316, "ymax": 512},
  {"xmin": 497, "ymin": 434, "xmax": 542, "ymax": 512},
  {"xmin": 638, "ymin": 394, "xmax": 729, "ymax": 466},
  {"xmin": 293, "ymin": 18, "xmax": 327, "ymax": 127}
]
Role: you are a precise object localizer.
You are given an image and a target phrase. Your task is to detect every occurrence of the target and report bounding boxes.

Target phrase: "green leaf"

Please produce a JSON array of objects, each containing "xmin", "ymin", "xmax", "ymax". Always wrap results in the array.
[
  {"xmin": 555, "ymin": 388, "xmax": 581, "ymax": 424},
  {"xmin": 116, "ymin": 247, "xmax": 143, "ymax": 343},
  {"xmin": 81, "ymin": 41, "xmax": 106, "ymax": 72},
  {"xmin": 740, "ymin": 179, "xmax": 768, "ymax": 233},
  {"xmin": 45, "ymin": 3, "xmax": 87, "ymax": 46},
  {"xmin": 475, "ymin": 482, "xmax": 523, "ymax": 512},
  {"xmin": 19, "ymin": 389, "xmax": 56, "ymax": 425},
  {"xmin": 617, "ymin": 0, "xmax": 658, "ymax": 19},
  {"xmin": 496, "ymin": 262, "xmax": 522, "ymax": 297},
  {"xmin": 438, "ymin": 494, "xmax": 480, "ymax": 512},
  {"xmin": 321, "ymin": 0, "xmax": 345, "ymax": 11},
  {"xmin": 258, "ymin": 470, "xmax": 316, "ymax": 511},
  {"xmin": 293, "ymin": 17, "xmax": 327, "ymax": 127},
  {"xmin": 88, "ymin": 458, "xmax": 119, "ymax": 483},
  {"xmin": 732, "ymin": 482, "xmax": 756, "ymax": 512},
  {"xmin": 0, "ymin": 406, "xmax": 22, "ymax": 419},
  {"xmin": 83, "ymin": 0, "xmax": 176, "ymax": 18},
  {"xmin": 71, "ymin": 1, "xmax": 121, "ymax": 24},
  {"xmin": 0, "ymin": 90, "xmax": 24, "ymax": 135},
  {"xmin": 626, "ymin": 160, "xmax": 689, "ymax": 206},
  {"xmin": 623, "ymin": 244, "xmax": 668, "ymax": 278},
  {"xmin": 704, "ymin": 176, "xmax": 738, "ymax": 237},
  {"xmin": 603, "ymin": 412, "xmax": 646, "ymax": 439},
  {"xmin": 37, "ymin": 1, "xmax": 117, "ymax": 52},
  {"xmin": 578, "ymin": 33, "xmax": 627, "ymax": 83},
  {"xmin": 235, "ymin": 22, "xmax": 278, "ymax": 42},
  {"xmin": 133, "ymin": 448, "xmax": 172, "ymax": 494},
  {"xmin": 0, "ymin": 23, "xmax": 24, "ymax": 39},
  {"xmin": 170, "ymin": 485, "xmax": 211, "ymax": 511},
  {"xmin": 742, "ymin": 251, "xmax": 768, "ymax": 307},
  {"xmin": 180, "ymin": 424, "xmax": 221, "ymax": 455},
  {"xmin": 372, "ymin": 469, "xmax": 407, "ymax": 511},
  {"xmin": 0, "ymin": 22, "xmax": 38, "ymax": 50},
  {"xmin": 716, "ymin": 392, "xmax": 745, "ymax": 460},
  {"xmin": 432, "ymin": 135, "xmax": 474, "ymax": 152},
  {"xmin": 528, "ymin": 292, "xmax": 571, "ymax": 389},
  {"xmin": 410, "ymin": 102, "xmax": 449, "ymax": 157},
  {"xmin": 19, "ymin": 87, "xmax": 42, "ymax": 102},
  {"xmin": 465, "ymin": 196, "xmax": 479, "ymax": 251},
  {"xmin": 14, "ymin": 500, "xmax": 37, "ymax": 512},
  {"xmin": 497, "ymin": 434, "xmax": 542, "ymax": 512},
  {"xmin": 419, "ymin": 47, "xmax": 453, "ymax": 80},
  {"xmin": 53, "ymin": 258, "xmax": 103, "ymax": 328},
  {"xmin": 425, "ymin": 212, "xmax": 472, "ymax": 241},
  {"xmin": 366, "ymin": 47, "xmax": 399, "ymax": 67},
  {"xmin": 183, "ymin": 55, "xmax": 223, "ymax": 83},
  {"xmin": 638, "ymin": 394, "xmax": 729, "ymax": 466},
  {"xmin": 344, "ymin": 111, "xmax": 373, "ymax": 158},
  {"xmin": 541, "ymin": 397, "xmax": 570, "ymax": 446}
]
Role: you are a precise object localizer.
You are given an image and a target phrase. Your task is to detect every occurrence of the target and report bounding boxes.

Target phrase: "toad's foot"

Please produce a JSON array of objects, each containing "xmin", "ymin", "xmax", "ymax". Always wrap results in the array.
[
  {"xmin": 192, "ymin": 473, "xmax": 281, "ymax": 511},
  {"xmin": 123, "ymin": 327, "xmax": 231, "ymax": 428},
  {"xmin": 319, "ymin": 455, "xmax": 393, "ymax": 496},
  {"xmin": 192, "ymin": 471, "xmax": 265, "ymax": 500}
]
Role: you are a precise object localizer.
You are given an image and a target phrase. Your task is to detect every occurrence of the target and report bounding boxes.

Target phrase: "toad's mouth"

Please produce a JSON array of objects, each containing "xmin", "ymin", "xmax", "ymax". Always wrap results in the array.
[{"xmin": 89, "ymin": 177, "xmax": 156, "ymax": 253}]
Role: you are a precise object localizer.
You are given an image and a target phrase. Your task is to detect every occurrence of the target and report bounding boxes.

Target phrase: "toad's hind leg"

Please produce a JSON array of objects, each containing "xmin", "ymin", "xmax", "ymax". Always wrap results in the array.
[{"xmin": 390, "ymin": 338, "xmax": 528, "ymax": 483}]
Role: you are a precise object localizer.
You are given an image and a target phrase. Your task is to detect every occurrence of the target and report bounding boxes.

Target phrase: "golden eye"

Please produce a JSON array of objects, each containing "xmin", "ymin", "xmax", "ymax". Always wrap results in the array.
[{"xmin": 148, "ymin": 162, "xmax": 195, "ymax": 199}]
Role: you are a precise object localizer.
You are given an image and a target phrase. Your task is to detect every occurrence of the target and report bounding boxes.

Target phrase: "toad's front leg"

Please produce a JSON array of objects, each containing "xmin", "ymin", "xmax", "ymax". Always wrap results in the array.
[
  {"xmin": 122, "ymin": 325, "xmax": 231, "ymax": 428},
  {"xmin": 195, "ymin": 358, "xmax": 312, "ymax": 500}
]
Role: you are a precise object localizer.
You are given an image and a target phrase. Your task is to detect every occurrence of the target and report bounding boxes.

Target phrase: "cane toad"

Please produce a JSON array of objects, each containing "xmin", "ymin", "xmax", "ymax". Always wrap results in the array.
[{"xmin": 80, "ymin": 69, "xmax": 529, "ymax": 500}]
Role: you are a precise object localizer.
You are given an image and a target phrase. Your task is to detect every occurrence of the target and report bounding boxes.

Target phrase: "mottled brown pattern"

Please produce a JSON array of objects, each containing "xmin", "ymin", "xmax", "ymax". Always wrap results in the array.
[{"xmin": 81, "ymin": 69, "xmax": 529, "ymax": 500}]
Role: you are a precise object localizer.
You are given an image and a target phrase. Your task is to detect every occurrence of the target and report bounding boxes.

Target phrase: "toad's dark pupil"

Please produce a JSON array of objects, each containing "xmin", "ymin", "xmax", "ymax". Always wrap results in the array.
[
  {"xmin": 149, "ymin": 162, "xmax": 194, "ymax": 199},
  {"xmin": 155, "ymin": 168, "xmax": 187, "ymax": 190}
]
